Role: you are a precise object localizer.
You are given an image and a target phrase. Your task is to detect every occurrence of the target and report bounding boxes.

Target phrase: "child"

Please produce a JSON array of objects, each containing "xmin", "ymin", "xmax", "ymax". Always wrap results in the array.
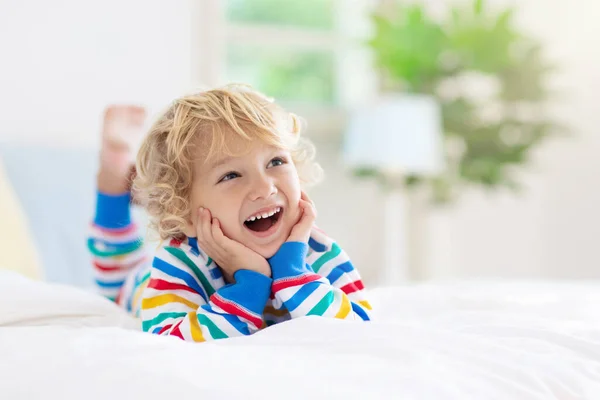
[{"xmin": 88, "ymin": 85, "xmax": 372, "ymax": 342}]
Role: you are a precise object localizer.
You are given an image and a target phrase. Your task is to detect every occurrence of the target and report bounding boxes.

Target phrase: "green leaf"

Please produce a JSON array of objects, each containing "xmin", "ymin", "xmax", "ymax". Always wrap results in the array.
[
  {"xmin": 368, "ymin": 4, "xmax": 448, "ymax": 92},
  {"xmin": 496, "ymin": 8, "xmax": 514, "ymax": 29},
  {"xmin": 451, "ymin": 7, "xmax": 461, "ymax": 26},
  {"xmin": 474, "ymin": 0, "xmax": 484, "ymax": 15},
  {"xmin": 363, "ymin": 0, "xmax": 564, "ymax": 203},
  {"xmin": 405, "ymin": 175, "xmax": 422, "ymax": 187},
  {"xmin": 352, "ymin": 167, "xmax": 378, "ymax": 178}
]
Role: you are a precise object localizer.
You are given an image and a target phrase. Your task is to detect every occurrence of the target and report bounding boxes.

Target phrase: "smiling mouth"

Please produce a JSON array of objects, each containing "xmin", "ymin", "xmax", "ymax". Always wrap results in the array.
[{"xmin": 244, "ymin": 208, "xmax": 283, "ymax": 233}]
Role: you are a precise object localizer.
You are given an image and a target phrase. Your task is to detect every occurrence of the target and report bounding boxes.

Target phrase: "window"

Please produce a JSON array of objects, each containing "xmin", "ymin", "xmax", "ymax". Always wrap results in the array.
[
  {"xmin": 192, "ymin": 0, "xmax": 376, "ymax": 135},
  {"xmin": 227, "ymin": 0, "xmax": 335, "ymax": 30},
  {"xmin": 224, "ymin": 0, "xmax": 337, "ymax": 105},
  {"xmin": 227, "ymin": 44, "xmax": 335, "ymax": 104}
]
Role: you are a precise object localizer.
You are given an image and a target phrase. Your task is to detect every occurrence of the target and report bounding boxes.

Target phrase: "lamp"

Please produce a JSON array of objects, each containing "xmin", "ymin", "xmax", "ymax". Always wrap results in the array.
[{"xmin": 343, "ymin": 94, "xmax": 444, "ymax": 285}]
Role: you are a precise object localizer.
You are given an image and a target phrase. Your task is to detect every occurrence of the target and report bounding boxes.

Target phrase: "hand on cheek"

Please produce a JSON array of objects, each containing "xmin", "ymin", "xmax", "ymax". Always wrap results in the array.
[
  {"xmin": 286, "ymin": 191, "xmax": 317, "ymax": 244},
  {"xmin": 195, "ymin": 207, "xmax": 271, "ymax": 283}
]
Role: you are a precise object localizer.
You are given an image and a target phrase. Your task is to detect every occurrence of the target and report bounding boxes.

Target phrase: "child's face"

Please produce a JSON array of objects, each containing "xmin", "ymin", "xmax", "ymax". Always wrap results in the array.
[{"xmin": 185, "ymin": 134, "xmax": 302, "ymax": 259}]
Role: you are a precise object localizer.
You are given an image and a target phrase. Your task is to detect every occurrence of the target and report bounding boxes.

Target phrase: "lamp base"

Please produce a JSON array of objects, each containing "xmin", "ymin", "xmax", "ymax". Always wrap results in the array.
[{"xmin": 379, "ymin": 187, "xmax": 410, "ymax": 286}]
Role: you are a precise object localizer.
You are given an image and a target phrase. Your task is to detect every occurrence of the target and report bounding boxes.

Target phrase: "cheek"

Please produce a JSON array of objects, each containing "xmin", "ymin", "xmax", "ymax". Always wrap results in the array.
[
  {"xmin": 281, "ymin": 168, "xmax": 302, "ymax": 203},
  {"xmin": 216, "ymin": 211, "xmax": 240, "ymax": 238},
  {"xmin": 279, "ymin": 170, "xmax": 302, "ymax": 223},
  {"xmin": 202, "ymin": 193, "xmax": 243, "ymax": 238}
]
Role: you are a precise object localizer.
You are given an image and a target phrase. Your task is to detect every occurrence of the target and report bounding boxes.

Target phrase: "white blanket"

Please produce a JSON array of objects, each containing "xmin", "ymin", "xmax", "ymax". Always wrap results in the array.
[{"xmin": 1, "ymin": 271, "xmax": 600, "ymax": 399}]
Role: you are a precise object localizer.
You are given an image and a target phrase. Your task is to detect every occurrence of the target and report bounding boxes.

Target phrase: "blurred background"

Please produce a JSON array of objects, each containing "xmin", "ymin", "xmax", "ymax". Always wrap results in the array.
[{"xmin": 1, "ymin": 0, "xmax": 599, "ymax": 288}]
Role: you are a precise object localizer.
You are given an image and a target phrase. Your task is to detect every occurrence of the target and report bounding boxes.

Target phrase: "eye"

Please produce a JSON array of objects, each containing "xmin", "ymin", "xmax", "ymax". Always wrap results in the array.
[
  {"xmin": 218, "ymin": 172, "xmax": 240, "ymax": 183},
  {"xmin": 268, "ymin": 157, "xmax": 286, "ymax": 168}
]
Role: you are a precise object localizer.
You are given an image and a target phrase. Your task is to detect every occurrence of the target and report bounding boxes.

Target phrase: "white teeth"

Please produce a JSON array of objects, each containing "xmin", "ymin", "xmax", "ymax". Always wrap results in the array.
[{"xmin": 246, "ymin": 207, "xmax": 282, "ymax": 222}]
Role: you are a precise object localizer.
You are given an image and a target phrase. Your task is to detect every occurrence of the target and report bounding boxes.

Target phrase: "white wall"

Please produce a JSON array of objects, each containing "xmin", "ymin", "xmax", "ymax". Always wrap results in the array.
[
  {"xmin": 311, "ymin": 0, "xmax": 600, "ymax": 284},
  {"xmin": 2, "ymin": 0, "xmax": 599, "ymax": 285},
  {"xmin": 423, "ymin": 0, "xmax": 600, "ymax": 281},
  {"xmin": 0, "ymin": 0, "xmax": 191, "ymax": 147},
  {"xmin": 308, "ymin": 141, "xmax": 386, "ymax": 285}
]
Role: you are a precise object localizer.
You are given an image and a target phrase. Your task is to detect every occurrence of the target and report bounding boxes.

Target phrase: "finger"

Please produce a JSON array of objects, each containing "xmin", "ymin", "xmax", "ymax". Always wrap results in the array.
[
  {"xmin": 195, "ymin": 208, "xmax": 206, "ymax": 242},
  {"xmin": 203, "ymin": 213, "xmax": 221, "ymax": 254},
  {"xmin": 208, "ymin": 218, "xmax": 229, "ymax": 261},
  {"xmin": 300, "ymin": 191, "xmax": 308, "ymax": 200},
  {"xmin": 210, "ymin": 218, "xmax": 231, "ymax": 252},
  {"xmin": 300, "ymin": 191, "xmax": 313, "ymax": 205},
  {"xmin": 288, "ymin": 202, "xmax": 316, "ymax": 242},
  {"xmin": 196, "ymin": 208, "xmax": 213, "ymax": 244},
  {"xmin": 299, "ymin": 199, "xmax": 316, "ymax": 220},
  {"xmin": 196, "ymin": 208, "xmax": 225, "ymax": 262},
  {"xmin": 299, "ymin": 201, "xmax": 316, "ymax": 226}
]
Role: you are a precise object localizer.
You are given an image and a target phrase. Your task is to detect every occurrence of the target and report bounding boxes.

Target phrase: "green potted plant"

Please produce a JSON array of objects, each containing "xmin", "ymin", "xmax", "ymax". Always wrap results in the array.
[{"xmin": 361, "ymin": 0, "xmax": 562, "ymax": 202}]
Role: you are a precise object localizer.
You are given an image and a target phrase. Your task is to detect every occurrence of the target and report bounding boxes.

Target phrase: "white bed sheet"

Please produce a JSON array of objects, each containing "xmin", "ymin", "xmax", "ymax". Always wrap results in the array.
[{"xmin": 1, "ymin": 271, "xmax": 599, "ymax": 400}]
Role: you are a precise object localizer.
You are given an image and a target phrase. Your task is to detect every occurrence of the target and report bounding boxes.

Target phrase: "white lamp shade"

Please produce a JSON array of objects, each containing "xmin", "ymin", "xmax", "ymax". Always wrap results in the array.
[{"xmin": 343, "ymin": 94, "xmax": 445, "ymax": 176}]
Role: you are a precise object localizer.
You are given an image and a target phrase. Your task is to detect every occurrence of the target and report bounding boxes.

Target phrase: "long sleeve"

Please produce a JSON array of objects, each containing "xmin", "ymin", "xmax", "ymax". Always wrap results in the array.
[
  {"xmin": 141, "ymin": 242, "xmax": 272, "ymax": 342},
  {"xmin": 87, "ymin": 192, "xmax": 148, "ymax": 308},
  {"xmin": 268, "ymin": 240, "xmax": 372, "ymax": 321}
]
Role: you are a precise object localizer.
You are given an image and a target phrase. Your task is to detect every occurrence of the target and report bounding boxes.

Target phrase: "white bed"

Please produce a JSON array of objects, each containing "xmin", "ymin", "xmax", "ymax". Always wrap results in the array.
[
  {"xmin": 2, "ymin": 271, "xmax": 599, "ymax": 400},
  {"xmin": 2, "ymin": 144, "xmax": 600, "ymax": 399}
]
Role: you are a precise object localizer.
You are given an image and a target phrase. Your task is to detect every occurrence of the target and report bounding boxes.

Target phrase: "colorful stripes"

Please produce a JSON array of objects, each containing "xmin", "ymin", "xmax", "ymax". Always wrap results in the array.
[
  {"xmin": 164, "ymin": 247, "xmax": 216, "ymax": 296},
  {"xmin": 142, "ymin": 311, "xmax": 187, "ymax": 332},
  {"xmin": 87, "ymin": 237, "xmax": 143, "ymax": 258},
  {"xmin": 272, "ymin": 273, "xmax": 321, "ymax": 292},
  {"xmin": 283, "ymin": 281, "xmax": 320, "ymax": 312},
  {"xmin": 311, "ymin": 243, "xmax": 341, "ymax": 273},
  {"xmin": 307, "ymin": 291, "xmax": 335, "ymax": 316},
  {"xmin": 139, "ymin": 230, "xmax": 373, "ymax": 342},
  {"xmin": 188, "ymin": 312, "xmax": 206, "ymax": 341},
  {"xmin": 139, "ymin": 244, "xmax": 272, "ymax": 342},
  {"xmin": 90, "ymin": 223, "xmax": 138, "ymax": 241},
  {"xmin": 142, "ymin": 293, "xmax": 199, "ymax": 310},
  {"xmin": 90, "ymin": 193, "xmax": 373, "ymax": 343},
  {"xmin": 88, "ymin": 202, "xmax": 148, "ymax": 303},
  {"xmin": 211, "ymin": 293, "xmax": 263, "ymax": 329},
  {"xmin": 152, "ymin": 256, "xmax": 208, "ymax": 303},
  {"xmin": 146, "ymin": 278, "xmax": 198, "ymax": 295},
  {"xmin": 269, "ymin": 234, "xmax": 373, "ymax": 322}
]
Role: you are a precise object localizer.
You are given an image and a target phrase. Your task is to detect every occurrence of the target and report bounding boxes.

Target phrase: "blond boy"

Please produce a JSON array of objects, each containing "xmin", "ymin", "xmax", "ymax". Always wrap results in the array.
[{"xmin": 89, "ymin": 85, "xmax": 372, "ymax": 342}]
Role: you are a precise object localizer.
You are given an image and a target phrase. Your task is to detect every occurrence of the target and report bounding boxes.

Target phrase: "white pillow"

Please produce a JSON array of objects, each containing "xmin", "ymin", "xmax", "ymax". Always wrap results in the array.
[
  {"xmin": 0, "ymin": 271, "xmax": 138, "ymax": 329},
  {"xmin": 0, "ymin": 156, "xmax": 42, "ymax": 280}
]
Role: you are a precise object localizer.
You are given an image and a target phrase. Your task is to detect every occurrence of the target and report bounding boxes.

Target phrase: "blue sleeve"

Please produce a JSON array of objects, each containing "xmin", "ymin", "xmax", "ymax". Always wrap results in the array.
[
  {"xmin": 267, "ymin": 241, "xmax": 371, "ymax": 321},
  {"xmin": 141, "ymin": 245, "xmax": 273, "ymax": 341},
  {"xmin": 94, "ymin": 191, "xmax": 132, "ymax": 229},
  {"xmin": 88, "ymin": 191, "xmax": 145, "ymax": 304}
]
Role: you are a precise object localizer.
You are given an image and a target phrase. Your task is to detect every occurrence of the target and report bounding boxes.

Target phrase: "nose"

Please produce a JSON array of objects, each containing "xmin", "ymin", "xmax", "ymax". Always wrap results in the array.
[{"xmin": 248, "ymin": 173, "xmax": 277, "ymax": 201}]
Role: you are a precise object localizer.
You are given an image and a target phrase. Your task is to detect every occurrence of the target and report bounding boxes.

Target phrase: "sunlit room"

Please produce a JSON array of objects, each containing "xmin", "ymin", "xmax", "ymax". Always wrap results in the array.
[{"xmin": 1, "ymin": 0, "xmax": 600, "ymax": 398}]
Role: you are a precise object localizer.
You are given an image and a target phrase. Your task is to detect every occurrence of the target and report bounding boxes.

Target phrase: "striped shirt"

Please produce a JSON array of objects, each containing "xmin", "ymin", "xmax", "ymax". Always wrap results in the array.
[
  {"xmin": 88, "ymin": 191, "xmax": 372, "ymax": 342},
  {"xmin": 88, "ymin": 192, "xmax": 148, "ymax": 309}
]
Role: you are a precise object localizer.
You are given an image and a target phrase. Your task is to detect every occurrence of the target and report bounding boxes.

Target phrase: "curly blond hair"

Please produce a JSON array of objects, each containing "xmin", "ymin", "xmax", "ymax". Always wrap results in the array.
[{"xmin": 133, "ymin": 84, "xmax": 322, "ymax": 240}]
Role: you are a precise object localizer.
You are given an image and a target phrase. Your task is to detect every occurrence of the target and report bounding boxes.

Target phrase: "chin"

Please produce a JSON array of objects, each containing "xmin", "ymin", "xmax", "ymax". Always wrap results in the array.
[
  {"xmin": 240, "ymin": 211, "xmax": 296, "ymax": 259},
  {"xmin": 251, "ymin": 238, "xmax": 285, "ymax": 259}
]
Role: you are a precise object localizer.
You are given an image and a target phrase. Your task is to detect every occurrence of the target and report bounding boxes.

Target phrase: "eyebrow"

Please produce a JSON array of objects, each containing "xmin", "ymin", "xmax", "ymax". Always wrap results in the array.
[{"xmin": 208, "ymin": 156, "xmax": 235, "ymax": 170}]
